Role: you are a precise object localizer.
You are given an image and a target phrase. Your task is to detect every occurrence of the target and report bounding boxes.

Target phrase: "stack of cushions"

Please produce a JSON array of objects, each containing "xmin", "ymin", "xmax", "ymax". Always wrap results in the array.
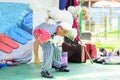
[
  {"xmin": 0, "ymin": 2, "xmax": 33, "ymax": 65},
  {"xmin": 0, "ymin": 2, "xmax": 33, "ymax": 45}
]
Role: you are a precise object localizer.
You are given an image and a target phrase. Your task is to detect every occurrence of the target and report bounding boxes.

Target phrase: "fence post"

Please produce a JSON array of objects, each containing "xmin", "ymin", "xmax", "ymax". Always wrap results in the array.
[
  {"xmin": 118, "ymin": 16, "xmax": 120, "ymax": 40},
  {"xmin": 102, "ymin": 15, "xmax": 107, "ymax": 41}
]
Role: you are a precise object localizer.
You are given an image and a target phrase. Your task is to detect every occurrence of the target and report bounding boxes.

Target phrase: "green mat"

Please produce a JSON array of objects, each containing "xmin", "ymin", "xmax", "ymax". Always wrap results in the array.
[{"xmin": 0, "ymin": 61, "xmax": 120, "ymax": 80}]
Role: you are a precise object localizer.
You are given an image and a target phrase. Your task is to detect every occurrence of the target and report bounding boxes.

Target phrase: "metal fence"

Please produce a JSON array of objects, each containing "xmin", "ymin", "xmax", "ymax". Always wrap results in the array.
[{"xmin": 82, "ymin": 7, "xmax": 120, "ymax": 42}]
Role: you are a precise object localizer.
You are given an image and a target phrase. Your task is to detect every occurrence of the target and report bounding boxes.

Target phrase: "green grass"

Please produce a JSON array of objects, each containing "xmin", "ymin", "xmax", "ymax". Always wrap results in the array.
[
  {"xmin": 106, "ymin": 30, "xmax": 118, "ymax": 37},
  {"xmin": 92, "ymin": 30, "xmax": 120, "ymax": 50},
  {"xmin": 94, "ymin": 42, "xmax": 119, "ymax": 50},
  {"xmin": 95, "ymin": 30, "xmax": 118, "ymax": 37}
]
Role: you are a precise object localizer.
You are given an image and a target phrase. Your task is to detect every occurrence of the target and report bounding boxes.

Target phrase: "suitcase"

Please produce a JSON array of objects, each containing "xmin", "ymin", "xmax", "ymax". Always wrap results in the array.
[
  {"xmin": 85, "ymin": 43, "xmax": 97, "ymax": 59},
  {"xmin": 62, "ymin": 42, "xmax": 86, "ymax": 63}
]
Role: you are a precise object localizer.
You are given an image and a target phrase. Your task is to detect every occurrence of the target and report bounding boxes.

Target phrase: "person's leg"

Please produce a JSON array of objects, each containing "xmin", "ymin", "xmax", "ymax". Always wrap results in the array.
[
  {"xmin": 40, "ymin": 42, "xmax": 54, "ymax": 78},
  {"xmin": 52, "ymin": 45, "xmax": 70, "ymax": 72},
  {"xmin": 52, "ymin": 45, "xmax": 62, "ymax": 68}
]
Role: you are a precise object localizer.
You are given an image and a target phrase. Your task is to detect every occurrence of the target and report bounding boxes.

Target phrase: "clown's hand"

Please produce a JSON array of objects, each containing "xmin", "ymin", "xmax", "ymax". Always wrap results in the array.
[
  {"xmin": 49, "ymin": 35, "xmax": 62, "ymax": 45},
  {"xmin": 66, "ymin": 28, "xmax": 77, "ymax": 41}
]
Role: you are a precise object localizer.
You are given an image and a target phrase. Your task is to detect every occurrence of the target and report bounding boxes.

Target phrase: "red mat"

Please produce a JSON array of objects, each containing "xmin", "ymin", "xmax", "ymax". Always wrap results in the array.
[
  {"xmin": 0, "ymin": 42, "xmax": 12, "ymax": 53},
  {"xmin": 0, "ymin": 34, "xmax": 19, "ymax": 53},
  {"xmin": 0, "ymin": 34, "xmax": 19, "ymax": 49}
]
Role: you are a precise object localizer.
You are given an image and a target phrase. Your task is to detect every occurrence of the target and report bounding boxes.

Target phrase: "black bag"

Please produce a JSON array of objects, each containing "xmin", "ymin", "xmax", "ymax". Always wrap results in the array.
[{"xmin": 62, "ymin": 41, "xmax": 86, "ymax": 63}]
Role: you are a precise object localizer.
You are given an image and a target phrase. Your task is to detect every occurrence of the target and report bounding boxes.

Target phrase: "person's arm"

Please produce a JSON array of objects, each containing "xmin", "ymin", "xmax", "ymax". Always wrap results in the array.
[{"xmin": 33, "ymin": 39, "xmax": 41, "ymax": 65}]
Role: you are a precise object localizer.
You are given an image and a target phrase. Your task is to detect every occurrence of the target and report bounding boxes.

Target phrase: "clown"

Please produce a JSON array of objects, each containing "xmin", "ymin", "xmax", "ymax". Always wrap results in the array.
[{"xmin": 33, "ymin": 7, "xmax": 77, "ymax": 78}]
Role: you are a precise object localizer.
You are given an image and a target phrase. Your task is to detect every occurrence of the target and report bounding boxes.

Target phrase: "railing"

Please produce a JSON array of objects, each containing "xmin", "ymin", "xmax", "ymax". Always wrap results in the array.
[{"xmin": 82, "ymin": 8, "xmax": 120, "ymax": 42}]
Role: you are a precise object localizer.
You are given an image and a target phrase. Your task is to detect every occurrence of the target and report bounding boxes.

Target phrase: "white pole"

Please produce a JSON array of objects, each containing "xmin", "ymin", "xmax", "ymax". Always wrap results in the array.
[{"xmin": 88, "ymin": 0, "xmax": 91, "ymax": 31}]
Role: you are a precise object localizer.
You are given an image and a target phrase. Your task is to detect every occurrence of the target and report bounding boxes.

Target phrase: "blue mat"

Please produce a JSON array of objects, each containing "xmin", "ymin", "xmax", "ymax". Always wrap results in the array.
[
  {"xmin": 0, "ymin": 2, "xmax": 29, "ymax": 33},
  {"xmin": 14, "ymin": 27, "xmax": 32, "ymax": 40},
  {"xmin": 5, "ymin": 27, "xmax": 28, "ymax": 44},
  {"xmin": 17, "ymin": 9, "xmax": 33, "ymax": 34}
]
